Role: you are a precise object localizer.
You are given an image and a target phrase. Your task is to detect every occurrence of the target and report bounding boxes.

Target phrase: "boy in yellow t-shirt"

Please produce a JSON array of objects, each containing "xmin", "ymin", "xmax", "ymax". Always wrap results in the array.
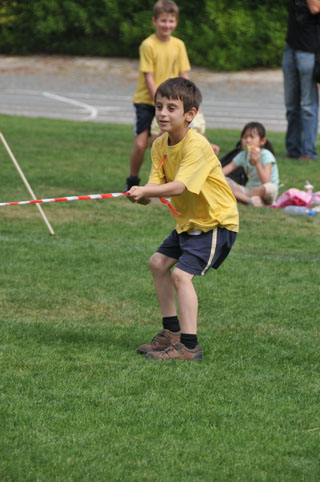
[
  {"xmin": 125, "ymin": 0, "xmax": 190, "ymax": 191},
  {"xmin": 128, "ymin": 78, "xmax": 239, "ymax": 361}
]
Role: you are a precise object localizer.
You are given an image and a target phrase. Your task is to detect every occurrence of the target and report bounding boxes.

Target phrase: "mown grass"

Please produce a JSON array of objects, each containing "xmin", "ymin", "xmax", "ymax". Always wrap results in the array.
[{"xmin": 0, "ymin": 114, "xmax": 319, "ymax": 481}]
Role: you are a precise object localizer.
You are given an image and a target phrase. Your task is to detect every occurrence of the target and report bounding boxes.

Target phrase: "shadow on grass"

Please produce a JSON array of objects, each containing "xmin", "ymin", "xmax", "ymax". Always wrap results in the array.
[{"xmin": 2, "ymin": 318, "xmax": 140, "ymax": 353}]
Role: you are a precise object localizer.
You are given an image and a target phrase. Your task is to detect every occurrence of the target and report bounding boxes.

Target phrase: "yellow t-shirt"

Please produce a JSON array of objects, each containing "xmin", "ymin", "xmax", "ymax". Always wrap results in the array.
[
  {"xmin": 149, "ymin": 129, "xmax": 239, "ymax": 234},
  {"xmin": 133, "ymin": 34, "xmax": 191, "ymax": 106}
]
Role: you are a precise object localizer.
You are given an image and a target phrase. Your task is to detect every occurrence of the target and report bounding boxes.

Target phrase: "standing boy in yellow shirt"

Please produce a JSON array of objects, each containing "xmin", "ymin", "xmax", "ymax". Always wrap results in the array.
[
  {"xmin": 125, "ymin": 0, "xmax": 190, "ymax": 191},
  {"xmin": 128, "ymin": 78, "xmax": 239, "ymax": 361}
]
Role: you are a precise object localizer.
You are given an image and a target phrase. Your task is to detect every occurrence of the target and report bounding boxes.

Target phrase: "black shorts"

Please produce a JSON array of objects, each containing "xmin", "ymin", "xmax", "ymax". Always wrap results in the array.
[
  {"xmin": 156, "ymin": 227, "xmax": 237, "ymax": 276},
  {"xmin": 133, "ymin": 103, "xmax": 155, "ymax": 136}
]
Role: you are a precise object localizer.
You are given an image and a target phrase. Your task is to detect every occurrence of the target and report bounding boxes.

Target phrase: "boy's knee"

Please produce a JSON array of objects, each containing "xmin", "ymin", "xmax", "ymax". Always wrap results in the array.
[
  {"xmin": 172, "ymin": 267, "xmax": 193, "ymax": 288},
  {"xmin": 134, "ymin": 133, "xmax": 148, "ymax": 152},
  {"xmin": 172, "ymin": 269, "xmax": 181, "ymax": 289},
  {"xmin": 149, "ymin": 252, "xmax": 177, "ymax": 274},
  {"xmin": 135, "ymin": 140, "xmax": 148, "ymax": 153},
  {"xmin": 149, "ymin": 252, "xmax": 164, "ymax": 272}
]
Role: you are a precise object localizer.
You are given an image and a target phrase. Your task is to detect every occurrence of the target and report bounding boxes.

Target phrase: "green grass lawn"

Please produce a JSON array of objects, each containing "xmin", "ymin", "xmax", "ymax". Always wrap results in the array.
[{"xmin": 0, "ymin": 114, "xmax": 319, "ymax": 481}]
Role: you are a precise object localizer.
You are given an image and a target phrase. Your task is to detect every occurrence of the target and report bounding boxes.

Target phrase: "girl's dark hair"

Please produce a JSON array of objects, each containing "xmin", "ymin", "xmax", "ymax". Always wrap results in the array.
[
  {"xmin": 240, "ymin": 121, "xmax": 275, "ymax": 154},
  {"xmin": 155, "ymin": 77, "xmax": 202, "ymax": 112}
]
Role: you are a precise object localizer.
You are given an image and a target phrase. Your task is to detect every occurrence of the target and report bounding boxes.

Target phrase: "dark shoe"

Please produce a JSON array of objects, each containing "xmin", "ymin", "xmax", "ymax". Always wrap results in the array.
[
  {"xmin": 125, "ymin": 175, "xmax": 140, "ymax": 191},
  {"xmin": 279, "ymin": 152, "xmax": 299, "ymax": 159},
  {"xmin": 145, "ymin": 342, "xmax": 202, "ymax": 361},
  {"xmin": 137, "ymin": 329, "xmax": 181, "ymax": 354},
  {"xmin": 298, "ymin": 154, "xmax": 315, "ymax": 161}
]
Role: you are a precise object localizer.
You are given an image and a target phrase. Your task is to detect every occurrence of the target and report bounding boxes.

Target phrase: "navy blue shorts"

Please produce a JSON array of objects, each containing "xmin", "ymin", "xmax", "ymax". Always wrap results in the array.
[
  {"xmin": 133, "ymin": 103, "xmax": 155, "ymax": 136},
  {"xmin": 156, "ymin": 228, "xmax": 237, "ymax": 276}
]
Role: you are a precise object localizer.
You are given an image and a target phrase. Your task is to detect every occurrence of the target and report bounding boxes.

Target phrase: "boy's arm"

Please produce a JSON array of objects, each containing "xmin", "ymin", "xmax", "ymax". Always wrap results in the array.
[
  {"xmin": 144, "ymin": 72, "xmax": 157, "ymax": 99},
  {"xmin": 179, "ymin": 72, "xmax": 189, "ymax": 79},
  {"xmin": 307, "ymin": 0, "xmax": 320, "ymax": 14},
  {"xmin": 127, "ymin": 181, "xmax": 185, "ymax": 202}
]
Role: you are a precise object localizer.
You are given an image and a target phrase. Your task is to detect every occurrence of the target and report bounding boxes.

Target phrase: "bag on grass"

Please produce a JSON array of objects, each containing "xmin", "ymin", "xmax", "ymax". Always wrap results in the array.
[
  {"xmin": 220, "ymin": 141, "xmax": 248, "ymax": 186},
  {"xmin": 311, "ymin": 192, "xmax": 320, "ymax": 204},
  {"xmin": 272, "ymin": 188, "xmax": 313, "ymax": 208}
]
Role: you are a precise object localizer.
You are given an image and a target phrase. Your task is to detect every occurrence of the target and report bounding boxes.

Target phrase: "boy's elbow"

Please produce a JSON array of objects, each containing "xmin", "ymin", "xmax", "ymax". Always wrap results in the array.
[{"xmin": 175, "ymin": 181, "xmax": 186, "ymax": 195}]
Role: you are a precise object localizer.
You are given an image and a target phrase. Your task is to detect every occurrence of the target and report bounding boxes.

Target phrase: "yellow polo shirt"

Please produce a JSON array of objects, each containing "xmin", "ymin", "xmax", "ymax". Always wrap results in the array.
[
  {"xmin": 133, "ymin": 34, "xmax": 191, "ymax": 106},
  {"xmin": 149, "ymin": 129, "xmax": 239, "ymax": 234}
]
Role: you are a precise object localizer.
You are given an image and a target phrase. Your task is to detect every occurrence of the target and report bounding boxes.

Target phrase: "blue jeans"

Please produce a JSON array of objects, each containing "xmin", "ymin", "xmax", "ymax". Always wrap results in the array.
[{"xmin": 282, "ymin": 44, "xmax": 318, "ymax": 158}]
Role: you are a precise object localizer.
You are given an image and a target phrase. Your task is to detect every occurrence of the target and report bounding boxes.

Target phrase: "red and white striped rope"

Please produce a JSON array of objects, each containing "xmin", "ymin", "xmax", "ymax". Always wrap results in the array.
[
  {"xmin": 0, "ymin": 192, "xmax": 180, "ymax": 216},
  {"xmin": 0, "ymin": 192, "xmax": 125, "ymax": 207}
]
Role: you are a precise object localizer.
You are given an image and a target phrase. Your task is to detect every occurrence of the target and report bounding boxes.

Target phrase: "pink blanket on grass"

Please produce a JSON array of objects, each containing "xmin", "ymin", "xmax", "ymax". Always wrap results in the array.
[{"xmin": 272, "ymin": 188, "xmax": 312, "ymax": 208}]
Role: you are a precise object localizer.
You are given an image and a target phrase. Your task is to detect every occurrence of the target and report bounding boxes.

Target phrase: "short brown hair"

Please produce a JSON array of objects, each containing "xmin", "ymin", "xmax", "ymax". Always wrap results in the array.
[
  {"xmin": 153, "ymin": 0, "xmax": 179, "ymax": 19},
  {"xmin": 155, "ymin": 77, "xmax": 202, "ymax": 113}
]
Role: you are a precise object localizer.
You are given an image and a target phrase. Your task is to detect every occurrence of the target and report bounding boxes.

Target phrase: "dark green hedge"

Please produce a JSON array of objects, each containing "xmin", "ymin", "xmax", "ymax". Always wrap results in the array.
[{"xmin": 0, "ymin": 0, "xmax": 288, "ymax": 71}]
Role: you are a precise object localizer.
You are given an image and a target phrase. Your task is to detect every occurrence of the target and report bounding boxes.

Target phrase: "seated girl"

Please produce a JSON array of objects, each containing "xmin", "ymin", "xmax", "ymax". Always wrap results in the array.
[{"xmin": 222, "ymin": 122, "xmax": 279, "ymax": 207}]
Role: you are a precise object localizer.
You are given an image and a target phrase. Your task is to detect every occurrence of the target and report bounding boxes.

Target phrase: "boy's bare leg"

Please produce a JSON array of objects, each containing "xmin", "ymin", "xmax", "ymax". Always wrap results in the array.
[
  {"xmin": 129, "ymin": 129, "xmax": 149, "ymax": 177},
  {"xmin": 144, "ymin": 266, "xmax": 202, "ymax": 360},
  {"xmin": 144, "ymin": 264, "xmax": 203, "ymax": 360},
  {"xmin": 172, "ymin": 268, "xmax": 198, "ymax": 334},
  {"xmin": 136, "ymin": 253, "xmax": 179, "ymax": 355},
  {"xmin": 149, "ymin": 252, "xmax": 177, "ymax": 317}
]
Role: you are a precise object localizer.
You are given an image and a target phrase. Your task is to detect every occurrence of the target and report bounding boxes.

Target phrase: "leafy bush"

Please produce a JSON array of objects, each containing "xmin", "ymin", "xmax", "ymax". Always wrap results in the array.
[
  {"xmin": 0, "ymin": 0, "xmax": 288, "ymax": 70},
  {"xmin": 177, "ymin": 0, "xmax": 288, "ymax": 70}
]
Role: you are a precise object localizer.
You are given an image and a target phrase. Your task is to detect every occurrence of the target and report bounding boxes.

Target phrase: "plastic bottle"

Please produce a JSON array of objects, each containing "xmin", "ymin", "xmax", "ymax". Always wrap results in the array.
[
  {"xmin": 304, "ymin": 180, "xmax": 313, "ymax": 194},
  {"xmin": 284, "ymin": 206, "xmax": 316, "ymax": 216}
]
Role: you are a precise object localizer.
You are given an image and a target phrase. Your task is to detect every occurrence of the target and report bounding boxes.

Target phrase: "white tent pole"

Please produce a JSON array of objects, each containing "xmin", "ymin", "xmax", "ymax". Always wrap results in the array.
[{"xmin": 0, "ymin": 131, "xmax": 55, "ymax": 235}]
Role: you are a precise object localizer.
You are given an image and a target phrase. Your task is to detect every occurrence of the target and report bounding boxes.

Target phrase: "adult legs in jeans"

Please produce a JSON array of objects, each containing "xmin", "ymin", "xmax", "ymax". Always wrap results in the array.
[{"xmin": 282, "ymin": 44, "xmax": 318, "ymax": 159}]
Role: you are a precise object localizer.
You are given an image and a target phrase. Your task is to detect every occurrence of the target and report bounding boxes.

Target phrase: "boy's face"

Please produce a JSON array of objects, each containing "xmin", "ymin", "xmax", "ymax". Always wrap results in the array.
[
  {"xmin": 155, "ymin": 94, "xmax": 196, "ymax": 142},
  {"xmin": 152, "ymin": 12, "xmax": 178, "ymax": 41}
]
